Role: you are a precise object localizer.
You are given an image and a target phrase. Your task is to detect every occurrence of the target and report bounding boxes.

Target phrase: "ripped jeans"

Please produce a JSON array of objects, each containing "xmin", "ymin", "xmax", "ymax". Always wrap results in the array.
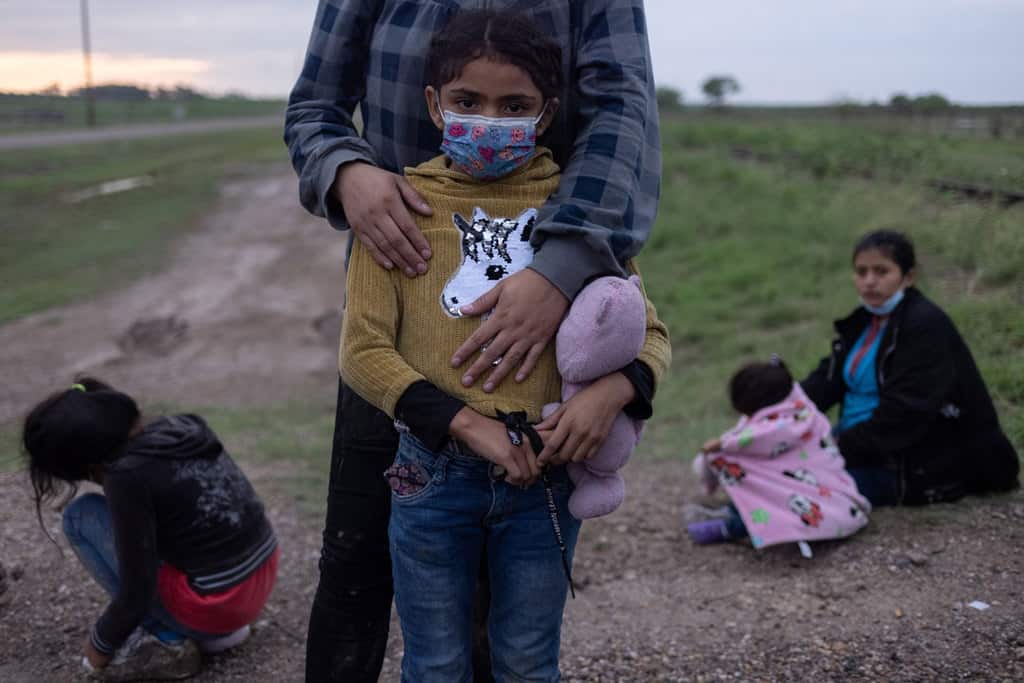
[{"xmin": 388, "ymin": 433, "xmax": 580, "ymax": 683}]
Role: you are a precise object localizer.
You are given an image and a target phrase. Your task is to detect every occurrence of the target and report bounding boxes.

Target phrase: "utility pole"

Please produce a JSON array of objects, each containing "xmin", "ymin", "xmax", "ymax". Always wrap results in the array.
[{"xmin": 80, "ymin": 0, "xmax": 96, "ymax": 127}]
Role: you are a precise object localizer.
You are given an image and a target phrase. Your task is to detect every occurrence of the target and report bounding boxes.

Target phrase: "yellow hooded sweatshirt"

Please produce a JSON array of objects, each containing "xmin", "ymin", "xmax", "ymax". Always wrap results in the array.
[{"xmin": 340, "ymin": 148, "xmax": 669, "ymax": 423}]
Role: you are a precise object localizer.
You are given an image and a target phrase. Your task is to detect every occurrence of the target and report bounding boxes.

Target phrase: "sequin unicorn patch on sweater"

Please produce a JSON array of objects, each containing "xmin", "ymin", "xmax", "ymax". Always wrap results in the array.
[{"xmin": 440, "ymin": 207, "xmax": 537, "ymax": 317}]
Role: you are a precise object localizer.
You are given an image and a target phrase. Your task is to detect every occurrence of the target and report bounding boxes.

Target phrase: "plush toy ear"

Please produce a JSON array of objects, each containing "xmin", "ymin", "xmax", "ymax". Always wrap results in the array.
[{"xmin": 629, "ymin": 274, "xmax": 642, "ymax": 290}]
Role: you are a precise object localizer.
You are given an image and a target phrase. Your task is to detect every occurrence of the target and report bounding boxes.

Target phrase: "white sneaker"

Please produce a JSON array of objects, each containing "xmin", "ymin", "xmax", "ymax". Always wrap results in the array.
[
  {"xmin": 91, "ymin": 628, "xmax": 201, "ymax": 681},
  {"xmin": 197, "ymin": 624, "xmax": 252, "ymax": 654}
]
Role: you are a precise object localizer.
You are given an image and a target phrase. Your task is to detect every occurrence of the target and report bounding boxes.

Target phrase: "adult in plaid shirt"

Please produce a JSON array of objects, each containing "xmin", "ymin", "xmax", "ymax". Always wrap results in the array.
[{"xmin": 285, "ymin": 1, "xmax": 661, "ymax": 680}]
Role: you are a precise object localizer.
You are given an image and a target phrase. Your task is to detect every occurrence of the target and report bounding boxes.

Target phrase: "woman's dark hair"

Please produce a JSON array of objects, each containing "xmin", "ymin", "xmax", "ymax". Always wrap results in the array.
[
  {"xmin": 852, "ymin": 229, "xmax": 917, "ymax": 275},
  {"xmin": 22, "ymin": 377, "xmax": 139, "ymax": 536},
  {"xmin": 425, "ymin": 9, "xmax": 563, "ymax": 100},
  {"xmin": 729, "ymin": 359, "xmax": 794, "ymax": 416}
]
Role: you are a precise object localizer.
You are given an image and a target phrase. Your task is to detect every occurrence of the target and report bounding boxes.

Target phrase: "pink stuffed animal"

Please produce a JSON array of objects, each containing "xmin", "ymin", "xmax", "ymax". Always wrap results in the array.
[{"xmin": 543, "ymin": 275, "xmax": 647, "ymax": 519}]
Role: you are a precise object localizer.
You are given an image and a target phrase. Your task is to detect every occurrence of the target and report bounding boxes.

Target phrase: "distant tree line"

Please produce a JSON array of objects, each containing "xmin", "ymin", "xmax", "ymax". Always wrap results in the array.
[
  {"xmin": 887, "ymin": 92, "xmax": 953, "ymax": 115},
  {"xmin": 5, "ymin": 83, "xmax": 243, "ymax": 102},
  {"xmin": 653, "ymin": 75, "xmax": 745, "ymax": 113},
  {"xmin": 640, "ymin": 79, "xmax": 1011, "ymax": 129},
  {"xmin": 67, "ymin": 84, "xmax": 206, "ymax": 101}
]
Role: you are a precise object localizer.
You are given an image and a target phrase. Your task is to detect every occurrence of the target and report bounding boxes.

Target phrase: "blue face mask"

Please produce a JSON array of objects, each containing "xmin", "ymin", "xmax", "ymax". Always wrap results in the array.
[
  {"xmin": 437, "ymin": 99, "xmax": 545, "ymax": 180},
  {"xmin": 861, "ymin": 288, "xmax": 905, "ymax": 316}
]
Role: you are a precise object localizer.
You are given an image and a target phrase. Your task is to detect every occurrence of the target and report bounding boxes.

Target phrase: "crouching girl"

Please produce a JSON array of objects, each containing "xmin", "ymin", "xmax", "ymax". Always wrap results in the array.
[{"xmin": 23, "ymin": 378, "xmax": 277, "ymax": 681}]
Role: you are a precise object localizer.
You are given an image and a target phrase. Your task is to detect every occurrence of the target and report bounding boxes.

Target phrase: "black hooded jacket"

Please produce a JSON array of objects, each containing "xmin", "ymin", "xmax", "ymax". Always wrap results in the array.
[
  {"xmin": 801, "ymin": 288, "xmax": 1019, "ymax": 504},
  {"xmin": 91, "ymin": 414, "xmax": 275, "ymax": 654}
]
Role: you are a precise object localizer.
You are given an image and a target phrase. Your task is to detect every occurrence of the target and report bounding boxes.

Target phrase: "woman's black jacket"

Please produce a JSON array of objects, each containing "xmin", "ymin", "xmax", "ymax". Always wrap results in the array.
[{"xmin": 801, "ymin": 287, "xmax": 1018, "ymax": 504}]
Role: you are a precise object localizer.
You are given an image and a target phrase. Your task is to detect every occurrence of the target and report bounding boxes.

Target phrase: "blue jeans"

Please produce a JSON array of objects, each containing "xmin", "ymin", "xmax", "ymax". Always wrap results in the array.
[
  {"xmin": 722, "ymin": 504, "xmax": 749, "ymax": 540},
  {"xmin": 62, "ymin": 493, "xmax": 221, "ymax": 643},
  {"xmin": 389, "ymin": 434, "xmax": 581, "ymax": 683}
]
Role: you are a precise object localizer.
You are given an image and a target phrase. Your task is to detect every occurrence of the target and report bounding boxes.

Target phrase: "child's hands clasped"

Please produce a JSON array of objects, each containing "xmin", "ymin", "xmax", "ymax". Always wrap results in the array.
[
  {"xmin": 449, "ymin": 407, "xmax": 541, "ymax": 486},
  {"xmin": 536, "ymin": 372, "xmax": 636, "ymax": 467}
]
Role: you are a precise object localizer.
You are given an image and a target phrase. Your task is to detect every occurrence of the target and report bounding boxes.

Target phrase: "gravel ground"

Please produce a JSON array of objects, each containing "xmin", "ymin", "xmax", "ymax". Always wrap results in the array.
[{"xmin": 1, "ymin": 167, "xmax": 1021, "ymax": 681}]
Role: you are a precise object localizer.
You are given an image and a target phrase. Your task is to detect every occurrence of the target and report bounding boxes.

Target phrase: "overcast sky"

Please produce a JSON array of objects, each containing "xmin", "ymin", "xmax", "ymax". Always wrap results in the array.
[{"xmin": 2, "ymin": 1, "xmax": 1022, "ymax": 103}]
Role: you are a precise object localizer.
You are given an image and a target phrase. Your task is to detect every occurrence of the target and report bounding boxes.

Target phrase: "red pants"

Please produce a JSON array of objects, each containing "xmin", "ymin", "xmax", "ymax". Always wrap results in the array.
[{"xmin": 157, "ymin": 548, "xmax": 278, "ymax": 635}]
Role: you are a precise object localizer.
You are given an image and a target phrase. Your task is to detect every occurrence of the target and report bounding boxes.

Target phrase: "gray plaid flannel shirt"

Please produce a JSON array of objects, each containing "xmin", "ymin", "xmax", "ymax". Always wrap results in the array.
[{"xmin": 284, "ymin": 0, "xmax": 661, "ymax": 298}]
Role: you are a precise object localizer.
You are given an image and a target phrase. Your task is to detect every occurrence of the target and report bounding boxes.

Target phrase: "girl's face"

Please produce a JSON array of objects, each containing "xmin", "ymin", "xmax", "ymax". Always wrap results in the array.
[
  {"xmin": 852, "ymin": 248, "xmax": 913, "ymax": 306},
  {"xmin": 425, "ymin": 56, "xmax": 558, "ymax": 134}
]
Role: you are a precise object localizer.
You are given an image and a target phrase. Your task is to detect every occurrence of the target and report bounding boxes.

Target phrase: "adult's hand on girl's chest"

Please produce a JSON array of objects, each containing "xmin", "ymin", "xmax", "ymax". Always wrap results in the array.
[{"xmin": 451, "ymin": 269, "xmax": 569, "ymax": 392}]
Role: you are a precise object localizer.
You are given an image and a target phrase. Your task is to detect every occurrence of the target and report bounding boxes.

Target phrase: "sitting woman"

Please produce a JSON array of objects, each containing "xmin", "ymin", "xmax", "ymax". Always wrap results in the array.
[{"xmin": 801, "ymin": 229, "xmax": 1019, "ymax": 505}]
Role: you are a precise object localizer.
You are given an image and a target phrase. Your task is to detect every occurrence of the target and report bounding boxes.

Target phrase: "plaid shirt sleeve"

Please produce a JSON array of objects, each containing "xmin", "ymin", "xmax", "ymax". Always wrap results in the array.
[
  {"xmin": 284, "ymin": 0, "xmax": 383, "ymax": 231},
  {"xmin": 530, "ymin": 0, "xmax": 662, "ymax": 299}
]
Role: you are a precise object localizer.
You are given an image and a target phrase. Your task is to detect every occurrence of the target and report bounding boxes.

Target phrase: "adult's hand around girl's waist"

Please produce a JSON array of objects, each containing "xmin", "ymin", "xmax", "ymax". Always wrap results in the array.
[
  {"xmin": 451, "ymin": 269, "xmax": 569, "ymax": 392},
  {"xmin": 334, "ymin": 161, "xmax": 433, "ymax": 276}
]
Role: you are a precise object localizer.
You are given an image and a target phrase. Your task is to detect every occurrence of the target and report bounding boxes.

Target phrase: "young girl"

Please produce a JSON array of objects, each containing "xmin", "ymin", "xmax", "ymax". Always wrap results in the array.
[
  {"xmin": 689, "ymin": 359, "xmax": 870, "ymax": 550},
  {"xmin": 22, "ymin": 378, "xmax": 278, "ymax": 681},
  {"xmin": 340, "ymin": 9, "xmax": 670, "ymax": 681}
]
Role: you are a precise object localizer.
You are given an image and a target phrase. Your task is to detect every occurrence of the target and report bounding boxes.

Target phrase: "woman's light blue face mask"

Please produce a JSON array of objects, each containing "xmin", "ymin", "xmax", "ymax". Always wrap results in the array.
[{"xmin": 861, "ymin": 288, "xmax": 904, "ymax": 315}]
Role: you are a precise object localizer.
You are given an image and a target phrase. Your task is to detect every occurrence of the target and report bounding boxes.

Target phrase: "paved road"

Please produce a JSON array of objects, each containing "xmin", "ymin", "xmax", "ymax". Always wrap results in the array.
[{"xmin": 0, "ymin": 115, "xmax": 282, "ymax": 150}]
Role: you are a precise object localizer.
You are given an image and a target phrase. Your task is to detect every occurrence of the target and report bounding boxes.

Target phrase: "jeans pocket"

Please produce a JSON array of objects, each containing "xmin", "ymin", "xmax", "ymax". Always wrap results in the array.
[{"xmin": 386, "ymin": 439, "xmax": 443, "ymax": 504}]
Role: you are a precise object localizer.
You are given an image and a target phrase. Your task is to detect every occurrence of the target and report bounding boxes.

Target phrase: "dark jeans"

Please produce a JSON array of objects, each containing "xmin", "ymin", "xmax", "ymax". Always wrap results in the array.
[
  {"xmin": 305, "ymin": 380, "xmax": 493, "ymax": 683},
  {"xmin": 722, "ymin": 504, "xmax": 749, "ymax": 540},
  {"xmin": 848, "ymin": 467, "xmax": 901, "ymax": 506}
]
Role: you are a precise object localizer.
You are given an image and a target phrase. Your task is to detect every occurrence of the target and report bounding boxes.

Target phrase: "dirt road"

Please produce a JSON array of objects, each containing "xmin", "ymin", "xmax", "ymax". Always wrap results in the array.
[{"xmin": 1, "ymin": 166, "xmax": 1022, "ymax": 681}]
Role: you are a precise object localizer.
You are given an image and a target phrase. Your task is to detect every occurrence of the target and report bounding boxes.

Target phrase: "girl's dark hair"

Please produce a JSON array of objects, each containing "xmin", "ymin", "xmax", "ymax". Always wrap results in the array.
[
  {"xmin": 22, "ymin": 377, "xmax": 139, "ymax": 535},
  {"xmin": 729, "ymin": 359, "xmax": 794, "ymax": 416},
  {"xmin": 852, "ymin": 229, "xmax": 917, "ymax": 275},
  {"xmin": 425, "ymin": 9, "xmax": 563, "ymax": 100}
]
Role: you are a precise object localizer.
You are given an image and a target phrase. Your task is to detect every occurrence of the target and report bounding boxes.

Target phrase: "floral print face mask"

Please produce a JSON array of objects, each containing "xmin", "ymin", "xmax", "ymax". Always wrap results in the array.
[{"xmin": 437, "ymin": 98, "xmax": 546, "ymax": 181}]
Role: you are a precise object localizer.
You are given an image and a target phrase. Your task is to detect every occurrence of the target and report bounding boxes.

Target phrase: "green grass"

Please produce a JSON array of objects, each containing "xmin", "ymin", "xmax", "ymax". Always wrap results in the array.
[
  {"xmin": 661, "ymin": 113, "xmax": 1024, "ymax": 193},
  {"xmin": 0, "ymin": 94, "xmax": 285, "ymax": 133},
  {"xmin": 196, "ymin": 400, "xmax": 337, "ymax": 514},
  {"xmin": 0, "ymin": 422, "xmax": 21, "ymax": 472},
  {"xmin": 640, "ymin": 116, "xmax": 1024, "ymax": 463},
  {"xmin": 0, "ymin": 126, "xmax": 287, "ymax": 324}
]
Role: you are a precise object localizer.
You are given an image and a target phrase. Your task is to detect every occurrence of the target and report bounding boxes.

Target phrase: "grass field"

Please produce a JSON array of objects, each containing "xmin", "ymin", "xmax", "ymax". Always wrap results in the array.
[
  {"xmin": 663, "ymin": 112, "xmax": 1024, "ymax": 193},
  {"xmin": 644, "ymin": 113, "xmax": 1023, "ymax": 460},
  {"xmin": 0, "ymin": 94, "xmax": 285, "ymax": 133},
  {"xmin": 0, "ymin": 112, "xmax": 1021, "ymax": 479},
  {"xmin": 0, "ymin": 125, "xmax": 287, "ymax": 324}
]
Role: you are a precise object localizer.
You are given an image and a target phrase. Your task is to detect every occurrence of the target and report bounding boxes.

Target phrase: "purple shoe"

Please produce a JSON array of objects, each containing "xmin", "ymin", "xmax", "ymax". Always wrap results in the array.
[{"xmin": 687, "ymin": 519, "xmax": 731, "ymax": 545}]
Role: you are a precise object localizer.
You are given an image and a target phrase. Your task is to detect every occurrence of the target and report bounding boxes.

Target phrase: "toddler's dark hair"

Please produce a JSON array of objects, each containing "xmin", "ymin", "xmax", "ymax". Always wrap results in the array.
[
  {"xmin": 22, "ymin": 377, "xmax": 139, "ymax": 534},
  {"xmin": 853, "ymin": 229, "xmax": 916, "ymax": 275},
  {"xmin": 425, "ymin": 9, "xmax": 563, "ymax": 100},
  {"xmin": 729, "ymin": 359, "xmax": 794, "ymax": 416}
]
